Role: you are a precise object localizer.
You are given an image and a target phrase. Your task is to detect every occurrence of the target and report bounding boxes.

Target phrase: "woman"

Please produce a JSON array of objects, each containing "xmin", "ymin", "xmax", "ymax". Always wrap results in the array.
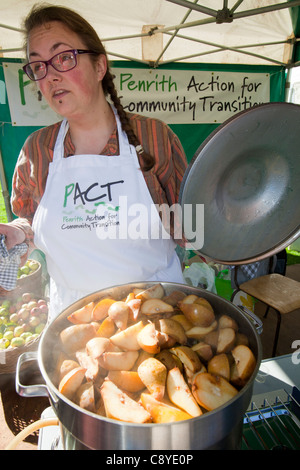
[{"xmin": 0, "ymin": 4, "xmax": 188, "ymax": 319}]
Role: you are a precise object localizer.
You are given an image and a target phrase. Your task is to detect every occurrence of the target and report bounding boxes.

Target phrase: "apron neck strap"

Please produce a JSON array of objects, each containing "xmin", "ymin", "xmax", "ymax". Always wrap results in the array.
[
  {"xmin": 53, "ymin": 106, "xmax": 133, "ymax": 161},
  {"xmin": 111, "ymin": 105, "xmax": 132, "ymax": 155},
  {"xmin": 53, "ymin": 119, "xmax": 68, "ymax": 162}
]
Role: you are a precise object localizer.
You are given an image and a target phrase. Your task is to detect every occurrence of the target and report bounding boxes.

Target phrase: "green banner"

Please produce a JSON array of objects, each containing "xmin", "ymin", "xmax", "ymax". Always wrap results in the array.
[{"xmin": 0, "ymin": 59, "xmax": 286, "ymax": 209}]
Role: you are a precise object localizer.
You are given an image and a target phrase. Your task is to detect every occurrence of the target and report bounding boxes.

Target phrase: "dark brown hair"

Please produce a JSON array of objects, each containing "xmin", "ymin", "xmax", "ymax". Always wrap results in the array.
[{"xmin": 23, "ymin": 3, "xmax": 154, "ymax": 170}]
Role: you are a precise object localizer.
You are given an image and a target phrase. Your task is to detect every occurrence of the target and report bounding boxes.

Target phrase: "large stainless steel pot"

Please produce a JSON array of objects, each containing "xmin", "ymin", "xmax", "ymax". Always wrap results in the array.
[{"xmin": 16, "ymin": 282, "xmax": 262, "ymax": 450}]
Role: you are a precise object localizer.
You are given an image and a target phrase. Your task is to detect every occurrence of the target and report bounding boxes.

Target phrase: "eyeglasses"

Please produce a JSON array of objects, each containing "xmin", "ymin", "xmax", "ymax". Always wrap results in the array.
[{"xmin": 23, "ymin": 49, "xmax": 97, "ymax": 81}]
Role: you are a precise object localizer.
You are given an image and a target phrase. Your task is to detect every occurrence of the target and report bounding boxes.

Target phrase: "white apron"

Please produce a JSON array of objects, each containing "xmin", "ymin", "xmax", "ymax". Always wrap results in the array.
[{"xmin": 32, "ymin": 111, "xmax": 184, "ymax": 319}]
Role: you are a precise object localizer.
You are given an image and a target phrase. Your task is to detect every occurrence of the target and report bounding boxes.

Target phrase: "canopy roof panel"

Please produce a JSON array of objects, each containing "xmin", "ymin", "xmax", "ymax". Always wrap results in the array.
[{"xmin": 0, "ymin": 0, "xmax": 299, "ymax": 66}]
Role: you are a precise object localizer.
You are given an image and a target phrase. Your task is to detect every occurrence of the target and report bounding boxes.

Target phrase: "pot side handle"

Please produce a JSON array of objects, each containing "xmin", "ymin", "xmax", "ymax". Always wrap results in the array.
[
  {"xmin": 15, "ymin": 351, "xmax": 49, "ymax": 398},
  {"xmin": 237, "ymin": 306, "xmax": 263, "ymax": 335}
]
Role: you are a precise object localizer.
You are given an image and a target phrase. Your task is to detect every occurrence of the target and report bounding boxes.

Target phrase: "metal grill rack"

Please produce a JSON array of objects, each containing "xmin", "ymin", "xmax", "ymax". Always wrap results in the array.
[
  {"xmin": 242, "ymin": 387, "xmax": 300, "ymax": 450},
  {"xmin": 39, "ymin": 388, "xmax": 300, "ymax": 450}
]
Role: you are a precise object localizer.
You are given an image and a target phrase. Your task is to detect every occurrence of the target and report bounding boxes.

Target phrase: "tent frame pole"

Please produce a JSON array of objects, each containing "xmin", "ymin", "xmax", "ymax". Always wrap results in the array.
[{"xmin": 0, "ymin": 147, "xmax": 13, "ymax": 222}]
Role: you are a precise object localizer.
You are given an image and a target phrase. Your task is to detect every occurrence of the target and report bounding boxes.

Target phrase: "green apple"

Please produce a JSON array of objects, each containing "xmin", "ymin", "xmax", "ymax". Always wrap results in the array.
[
  {"xmin": 0, "ymin": 307, "xmax": 9, "ymax": 316},
  {"xmin": 27, "ymin": 301, "xmax": 38, "ymax": 310},
  {"xmin": 10, "ymin": 337, "xmax": 25, "ymax": 348},
  {"xmin": 27, "ymin": 260, "xmax": 39, "ymax": 272},
  {"xmin": 9, "ymin": 313, "xmax": 18, "ymax": 323},
  {"xmin": 22, "ymin": 292, "xmax": 32, "ymax": 303},
  {"xmin": 14, "ymin": 325, "xmax": 25, "ymax": 337},
  {"xmin": 29, "ymin": 316, "xmax": 40, "ymax": 328},
  {"xmin": 18, "ymin": 307, "xmax": 30, "ymax": 321},
  {"xmin": 35, "ymin": 323, "xmax": 46, "ymax": 335},
  {"xmin": 0, "ymin": 338, "xmax": 9, "ymax": 349},
  {"xmin": 26, "ymin": 333, "xmax": 39, "ymax": 343},
  {"xmin": 3, "ymin": 330, "xmax": 13, "ymax": 341},
  {"xmin": 21, "ymin": 331, "xmax": 33, "ymax": 340},
  {"xmin": 20, "ymin": 265, "xmax": 30, "ymax": 275}
]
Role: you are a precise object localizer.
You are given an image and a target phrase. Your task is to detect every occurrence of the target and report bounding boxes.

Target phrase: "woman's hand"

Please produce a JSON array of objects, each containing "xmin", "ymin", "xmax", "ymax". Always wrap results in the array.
[{"xmin": 0, "ymin": 223, "xmax": 26, "ymax": 250}]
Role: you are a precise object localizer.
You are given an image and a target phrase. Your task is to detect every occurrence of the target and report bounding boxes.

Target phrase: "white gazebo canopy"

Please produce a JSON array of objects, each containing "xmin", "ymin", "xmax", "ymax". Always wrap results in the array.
[{"xmin": 0, "ymin": 0, "xmax": 299, "ymax": 68}]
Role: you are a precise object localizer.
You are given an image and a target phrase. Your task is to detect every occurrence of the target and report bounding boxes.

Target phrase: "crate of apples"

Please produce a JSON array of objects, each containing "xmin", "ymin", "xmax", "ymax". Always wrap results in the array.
[{"xmin": 0, "ymin": 292, "xmax": 48, "ymax": 350}]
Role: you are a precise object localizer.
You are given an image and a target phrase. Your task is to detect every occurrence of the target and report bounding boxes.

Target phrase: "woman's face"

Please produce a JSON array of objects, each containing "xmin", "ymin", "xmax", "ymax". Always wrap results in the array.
[{"xmin": 27, "ymin": 21, "xmax": 106, "ymax": 121}]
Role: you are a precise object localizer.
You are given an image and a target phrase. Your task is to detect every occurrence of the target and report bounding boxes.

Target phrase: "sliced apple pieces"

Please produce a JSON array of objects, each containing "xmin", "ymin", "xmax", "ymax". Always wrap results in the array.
[
  {"xmin": 99, "ymin": 350, "xmax": 139, "ymax": 371},
  {"xmin": 162, "ymin": 290, "xmax": 186, "ymax": 307},
  {"xmin": 230, "ymin": 344, "xmax": 256, "ymax": 387},
  {"xmin": 178, "ymin": 301, "xmax": 215, "ymax": 327},
  {"xmin": 96, "ymin": 316, "xmax": 116, "ymax": 338},
  {"xmin": 137, "ymin": 357, "xmax": 167, "ymax": 400},
  {"xmin": 110, "ymin": 320, "xmax": 145, "ymax": 351},
  {"xmin": 171, "ymin": 314, "xmax": 193, "ymax": 332},
  {"xmin": 92, "ymin": 298, "xmax": 115, "ymax": 322},
  {"xmin": 57, "ymin": 284, "xmax": 258, "ymax": 425},
  {"xmin": 100, "ymin": 379, "xmax": 152, "ymax": 423},
  {"xmin": 192, "ymin": 372, "xmax": 238, "ymax": 411},
  {"xmin": 75, "ymin": 349, "xmax": 101, "ymax": 382},
  {"xmin": 191, "ymin": 342, "xmax": 213, "ymax": 362},
  {"xmin": 60, "ymin": 323, "xmax": 96, "ymax": 354},
  {"xmin": 157, "ymin": 318, "xmax": 187, "ymax": 345},
  {"xmin": 86, "ymin": 337, "xmax": 111, "ymax": 361},
  {"xmin": 140, "ymin": 393, "xmax": 192, "ymax": 423},
  {"xmin": 140, "ymin": 298, "xmax": 174, "ymax": 315},
  {"xmin": 135, "ymin": 283, "xmax": 165, "ymax": 300},
  {"xmin": 194, "ymin": 297, "xmax": 214, "ymax": 312},
  {"xmin": 137, "ymin": 322, "xmax": 160, "ymax": 354},
  {"xmin": 218, "ymin": 314, "xmax": 239, "ymax": 331},
  {"xmin": 170, "ymin": 345, "xmax": 202, "ymax": 374},
  {"xmin": 75, "ymin": 382, "xmax": 95, "ymax": 412},
  {"xmin": 235, "ymin": 332, "xmax": 249, "ymax": 347},
  {"xmin": 186, "ymin": 321, "xmax": 218, "ymax": 340},
  {"xmin": 203, "ymin": 330, "xmax": 219, "ymax": 350},
  {"xmin": 132, "ymin": 350, "xmax": 154, "ymax": 371},
  {"xmin": 59, "ymin": 359, "xmax": 80, "ymax": 381},
  {"xmin": 216, "ymin": 327, "xmax": 236, "ymax": 354},
  {"xmin": 207, "ymin": 353, "xmax": 230, "ymax": 381},
  {"xmin": 156, "ymin": 349, "xmax": 183, "ymax": 372},
  {"xmin": 167, "ymin": 367, "xmax": 202, "ymax": 417},
  {"xmin": 108, "ymin": 301, "xmax": 130, "ymax": 330},
  {"xmin": 126, "ymin": 298, "xmax": 141, "ymax": 322},
  {"xmin": 58, "ymin": 366, "xmax": 86, "ymax": 400},
  {"xmin": 108, "ymin": 370, "xmax": 145, "ymax": 393},
  {"xmin": 67, "ymin": 301, "xmax": 95, "ymax": 324},
  {"xmin": 180, "ymin": 294, "xmax": 199, "ymax": 304}
]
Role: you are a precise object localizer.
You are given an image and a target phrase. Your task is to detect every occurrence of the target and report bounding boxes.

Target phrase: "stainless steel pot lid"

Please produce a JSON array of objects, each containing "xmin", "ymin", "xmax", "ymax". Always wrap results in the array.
[{"xmin": 179, "ymin": 102, "xmax": 300, "ymax": 265}]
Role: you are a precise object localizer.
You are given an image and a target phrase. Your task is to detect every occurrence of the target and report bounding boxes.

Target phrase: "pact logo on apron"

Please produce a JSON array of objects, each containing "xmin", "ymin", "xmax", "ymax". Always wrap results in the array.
[{"xmin": 32, "ymin": 109, "xmax": 183, "ymax": 318}]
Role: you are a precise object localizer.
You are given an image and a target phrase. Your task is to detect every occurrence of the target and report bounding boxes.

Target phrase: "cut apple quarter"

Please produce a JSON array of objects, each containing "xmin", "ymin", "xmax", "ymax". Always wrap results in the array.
[
  {"xmin": 98, "ymin": 350, "xmax": 139, "ymax": 371},
  {"xmin": 92, "ymin": 298, "xmax": 115, "ymax": 321},
  {"xmin": 137, "ymin": 322, "xmax": 160, "ymax": 354},
  {"xmin": 138, "ymin": 357, "xmax": 167, "ymax": 400},
  {"xmin": 230, "ymin": 344, "xmax": 256, "ymax": 387},
  {"xmin": 140, "ymin": 298, "xmax": 174, "ymax": 315},
  {"xmin": 100, "ymin": 379, "xmax": 152, "ymax": 423},
  {"xmin": 192, "ymin": 372, "xmax": 238, "ymax": 411},
  {"xmin": 67, "ymin": 301, "xmax": 95, "ymax": 324},
  {"xmin": 108, "ymin": 301, "xmax": 130, "ymax": 330},
  {"xmin": 107, "ymin": 370, "xmax": 145, "ymax": 393},
  {"xmin": 58, "ymin": 367, "xmax": 86, "ymax": 400},
  {"xmin": 167, "ymin": 367, "xmax": 202, "ymax": 417},
  {"xmin": 109, "ymin": 320, "xmax": 145, "ymax": 350},
  {"xmin": 140, "ymin": 393, "xmax": 192, "ymax": 423},
  {"xmin": 60, "ymin": 323, "xmax": 96, "ymax": 354}
]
